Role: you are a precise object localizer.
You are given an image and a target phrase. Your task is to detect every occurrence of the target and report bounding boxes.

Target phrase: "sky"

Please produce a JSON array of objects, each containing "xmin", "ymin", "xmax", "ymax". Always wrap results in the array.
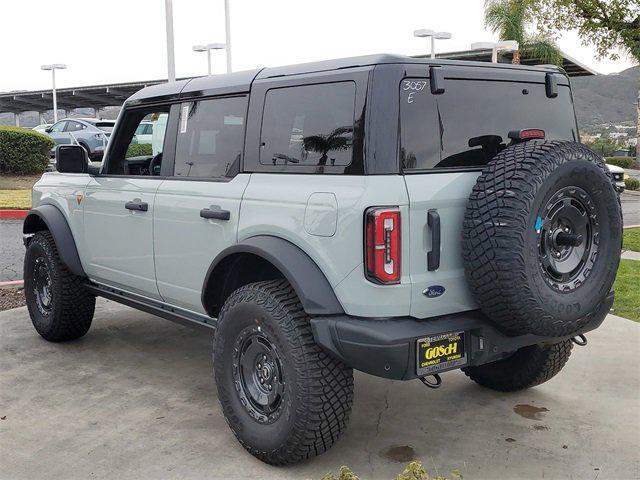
[{"xmin": 0, "ymin": 0, "xmax": 636, "ymax": 93}]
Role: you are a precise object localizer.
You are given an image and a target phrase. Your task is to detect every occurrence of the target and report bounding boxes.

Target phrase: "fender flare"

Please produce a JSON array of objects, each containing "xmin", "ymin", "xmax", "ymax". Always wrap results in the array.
[
  {"xmin": 23, "ymin": 204, "xmax": 86, "ymax": 277},
  {"xmin": 203, "ymin": 235, "xmax": 344, "ymax": 316}
]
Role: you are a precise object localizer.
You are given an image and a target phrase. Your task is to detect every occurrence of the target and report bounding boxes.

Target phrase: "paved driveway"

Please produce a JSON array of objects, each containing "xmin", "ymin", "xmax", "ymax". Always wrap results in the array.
[{"xmin": 1, "ymin": 300, "xmax": 638, "ymax": 480}]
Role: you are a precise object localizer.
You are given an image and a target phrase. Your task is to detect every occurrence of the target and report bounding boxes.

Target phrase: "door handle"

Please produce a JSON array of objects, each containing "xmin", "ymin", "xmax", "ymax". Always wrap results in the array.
[
  {"xmin": 427, "ymin": 209, "xmax": 440, "ymax": 271},
  {"xmin": 125, "ymin": 200, "xmax": 148, "ymax": 212},
  {"xmin": 200, "ymin": 208, "xmax": 230, "ymax": 221}
]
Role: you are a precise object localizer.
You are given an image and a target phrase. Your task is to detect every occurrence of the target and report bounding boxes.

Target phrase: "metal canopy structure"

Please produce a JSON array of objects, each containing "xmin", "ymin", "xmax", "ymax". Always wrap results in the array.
[
  {"xmin": 1, "ymin": 49, "xmax": 595, "ymax": 123},
  {"xmin": 0, "ymin": 79, "xmax": 170, "ymax": 116},
  {"xmin": 429, "ymin": 48, "xmax": 597, "ymax": 77}
]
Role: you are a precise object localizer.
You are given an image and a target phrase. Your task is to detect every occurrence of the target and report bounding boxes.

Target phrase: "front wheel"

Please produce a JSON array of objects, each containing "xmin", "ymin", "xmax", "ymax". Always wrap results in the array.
[
  {"xmin": 24, "ymin": 231, "xmax": 95, "ymax": 342},
  {"xmin": 462, "ymin": 340, "xmax": 573, "ymax": 392},
  {"xmin": 213, "ymin": 280, "xmax": 354, "ymax": 465}
]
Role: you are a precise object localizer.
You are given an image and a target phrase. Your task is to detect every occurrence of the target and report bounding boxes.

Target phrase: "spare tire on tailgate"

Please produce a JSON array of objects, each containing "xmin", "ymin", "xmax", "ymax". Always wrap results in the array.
[{"xmin": 462, "ymin": 140, "xmax": 622, "ymax": 337}]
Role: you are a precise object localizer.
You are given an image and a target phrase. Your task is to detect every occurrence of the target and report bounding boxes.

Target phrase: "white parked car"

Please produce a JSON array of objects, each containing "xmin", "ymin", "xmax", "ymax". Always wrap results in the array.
[
  {"xmin": 605, "ymin": 162, "xmax": 625, "ymax": 193},
  {"xmin": 32, "ymin": 124, "xmax": 52, "ymax": 133}
]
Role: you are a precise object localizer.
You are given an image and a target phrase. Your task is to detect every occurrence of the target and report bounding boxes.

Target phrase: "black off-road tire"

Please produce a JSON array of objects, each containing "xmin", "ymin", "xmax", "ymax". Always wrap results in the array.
[
  {"xmin": 213, "ymin": 279, "xmax": 354, "ymax": 465},
  {"xmin": 24, "ymin": 231, "xmax": 95, "ymax": 342},
  {"xmin": 462, "ymin": 340, "xmax": 573, "ymax": 392},
  {"xmin": 462, "ymin": 141, "xmax": 622, "ymax": 337}
]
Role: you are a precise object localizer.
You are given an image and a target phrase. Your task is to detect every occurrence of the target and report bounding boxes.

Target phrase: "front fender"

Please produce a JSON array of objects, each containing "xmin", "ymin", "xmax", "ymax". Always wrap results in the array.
[
  {"xmin": 203, "ymin": 235, "xmax": 344, "ymax": 316},
  {"xmin": 23, "ymin": 204, "xmax": 86, "ymax": 277}
]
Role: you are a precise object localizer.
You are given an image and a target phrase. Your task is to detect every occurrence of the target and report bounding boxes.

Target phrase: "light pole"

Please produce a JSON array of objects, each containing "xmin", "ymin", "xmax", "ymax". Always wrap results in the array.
[
  {"xmin": 165, "ymin": 0, "xmax": 176, "ymax": 82},
  {"xmin": 471, "ymin": 40, "xmax": 519, "ymax": 63},
  {"xmin": 413, "ymin": 29, "xmax": 452, "ymax": 59},
  {"xmin": 224, "ymin": 0, "xmax": 232, "ymax": 73},
  {"xmin": 192, "ymin": 43, "xmax": 226, "ymax": 75},
  {"xmin": 41, "ymin": 64, "xmax": 67, "ymax": 123}
]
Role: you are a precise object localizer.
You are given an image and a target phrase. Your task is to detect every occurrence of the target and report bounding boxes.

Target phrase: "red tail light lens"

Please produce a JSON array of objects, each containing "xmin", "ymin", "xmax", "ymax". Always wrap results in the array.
[
  {"xmin": 365, "ymin": 207, "xmax": 401, "ymax": 284},
  {"xmin": 508, "ymin": 128, "xmax": 545, "ymax": 141}
]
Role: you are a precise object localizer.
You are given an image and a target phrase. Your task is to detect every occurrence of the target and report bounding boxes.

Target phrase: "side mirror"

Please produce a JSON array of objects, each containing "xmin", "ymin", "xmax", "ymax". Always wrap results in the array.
[
  {"xmin": 45, "ymin": 127, "xmax": 53, "ymax": 133},
  {"xmin": 55, "ymin": 145, "xmax": 88, "ymax": 174}
]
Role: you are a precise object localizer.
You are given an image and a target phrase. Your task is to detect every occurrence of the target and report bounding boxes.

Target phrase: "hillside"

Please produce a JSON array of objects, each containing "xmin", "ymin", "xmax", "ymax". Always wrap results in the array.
[{"xmin": 571, "ymin": 65, "xmax": 638, "ymax": 132}]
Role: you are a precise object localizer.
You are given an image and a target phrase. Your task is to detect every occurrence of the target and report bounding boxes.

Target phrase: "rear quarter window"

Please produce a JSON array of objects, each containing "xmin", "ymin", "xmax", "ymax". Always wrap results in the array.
[
  {"xmin": 400, "ymin": 78, "xmax": 578, "ymax": 171},
  {"xmin": 259, "ymin": 82, "xmax": 356, "ymax": 170}
]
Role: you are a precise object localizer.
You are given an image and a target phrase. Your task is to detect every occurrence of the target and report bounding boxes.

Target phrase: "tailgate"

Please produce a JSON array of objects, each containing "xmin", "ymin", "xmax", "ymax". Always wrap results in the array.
[{"xmin": 404, "ymin": 172, "xmax": 479, "ymax": 318}]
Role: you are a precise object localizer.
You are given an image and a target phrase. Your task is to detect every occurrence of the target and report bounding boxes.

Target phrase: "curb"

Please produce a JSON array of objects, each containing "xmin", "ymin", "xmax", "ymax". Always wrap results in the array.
[
  {"xmin": 0, "ymin": 210, "xmax": 28, "ymax": 220},
  {"xmin": 0, "ymin": 280, "xmax": 24, "ymax": 288},
  {"xmin": 624, "ymin": 224, "xmax": 640, "ymax": 229}
]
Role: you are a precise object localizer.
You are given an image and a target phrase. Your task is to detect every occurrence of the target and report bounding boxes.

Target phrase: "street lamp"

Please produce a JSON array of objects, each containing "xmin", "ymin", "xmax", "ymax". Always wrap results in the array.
[
  {"xmin": 41, "ymin": 64, "xmax": 67, "ymax": 123},
  {"xmin": 192, "ymin": 43, "xmax": 226, "ymax": 75},
  {"xmin": 471, "ymin": 40, "xmax": 519, "ymax": 63},
  {"xmin": 224, "ymin": 0, "xmax": 232, "ymax": 73},
  {"xmin": 414, "ymin": 29, "xmax": 452, "ymax": 59},
  {"xmin": 165, "ymin": 0, "xmax": 176, "ymax": 82}
]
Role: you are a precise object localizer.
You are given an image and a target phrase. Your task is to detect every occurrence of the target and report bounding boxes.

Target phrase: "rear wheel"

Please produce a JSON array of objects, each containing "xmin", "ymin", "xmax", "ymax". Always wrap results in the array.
[
  {"xmin": 463, "ymin": 340, "xmax": 573, "ymax": 392},
  {"xmin": 213, "ymin": 279, "xmax": 354, "ymax": 465},
  {"xmin": 24, "ymin": 231, "xmax": 95, "ymax": 342}
]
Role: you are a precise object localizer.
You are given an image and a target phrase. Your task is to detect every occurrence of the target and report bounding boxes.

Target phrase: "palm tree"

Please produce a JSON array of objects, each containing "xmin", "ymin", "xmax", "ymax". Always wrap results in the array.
[
  {"xmin": 484, "ymin": 0, "xmax": 563, "ymax": 66},
  {"xmin": 302, "ymin": 126, "xmax": 353, "ymax": 168}
]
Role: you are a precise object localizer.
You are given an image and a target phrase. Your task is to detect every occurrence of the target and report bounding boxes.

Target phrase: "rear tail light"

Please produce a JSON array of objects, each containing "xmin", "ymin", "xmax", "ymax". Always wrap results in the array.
[{"xmin": 365, "ymin": 207, "xmax": 401, "ymax": 284}]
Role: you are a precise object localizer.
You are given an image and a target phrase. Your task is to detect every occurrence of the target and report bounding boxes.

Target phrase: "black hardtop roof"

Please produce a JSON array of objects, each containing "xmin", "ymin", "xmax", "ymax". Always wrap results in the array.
[{"xmin": 126, "ymin": 53, "xmax": 564, "ymax": 104}]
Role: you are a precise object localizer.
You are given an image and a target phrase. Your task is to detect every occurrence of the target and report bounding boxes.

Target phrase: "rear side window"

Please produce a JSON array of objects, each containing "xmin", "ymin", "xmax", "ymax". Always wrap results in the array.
[
  {"xmin": 400, "ymin": 78, "xmax": 577, "ymax": 171},
  {"xmin": 174, "ymin": 96, "xmax": 247, "ymax": 178},
  {"xmin": 259, "ymin": 82, "xmax": 355, "ymax": 169}
]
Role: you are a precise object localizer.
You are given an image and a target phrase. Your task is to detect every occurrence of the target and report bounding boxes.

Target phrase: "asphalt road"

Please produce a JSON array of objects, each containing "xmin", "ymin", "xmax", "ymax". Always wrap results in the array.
[
  {"xmin": 1, "ymin": 300, "xmax": 638, "ymax": 480},
  {"xmin": 0, "ymin": 220, "xmax": 23, "ymax": 282},
  {"xmin": 1, "ymin": 191, "xmax": 639, "ymax": 282}
]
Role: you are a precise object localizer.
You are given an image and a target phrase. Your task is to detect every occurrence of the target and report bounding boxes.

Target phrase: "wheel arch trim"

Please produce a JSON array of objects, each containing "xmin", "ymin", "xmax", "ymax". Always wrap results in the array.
[
  {"xmin": 23, "ymin": 204, "xmax": 86, "ymax": 277},
  {"xmin": 202, "ymin": 235, "xmax": 344, "ymax": 316}
]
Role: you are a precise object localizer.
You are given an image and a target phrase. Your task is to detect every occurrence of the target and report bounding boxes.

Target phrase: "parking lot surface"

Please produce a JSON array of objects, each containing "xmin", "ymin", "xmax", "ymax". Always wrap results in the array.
[{"xmin": 1, "ymin": 300, "xmax": 638, "ymax": 480}]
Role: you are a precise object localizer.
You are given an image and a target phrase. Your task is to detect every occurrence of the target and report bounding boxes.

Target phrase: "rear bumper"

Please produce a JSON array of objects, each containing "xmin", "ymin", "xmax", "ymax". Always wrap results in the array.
[{"xmin": 311, "ymin": 292, "xmax": 613, "ymax": 380}]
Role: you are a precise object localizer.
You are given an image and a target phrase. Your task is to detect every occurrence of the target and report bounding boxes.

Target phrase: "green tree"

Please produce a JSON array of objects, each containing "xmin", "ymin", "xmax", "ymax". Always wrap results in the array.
[
  {"xmin": 534, "ymin": 0, "xmax": 640, "ymax": 62},
  {"xmin": 585, "ymin": 135, "xmax": 620, "ymax": 157},
  {"xmin": 484, "ymin": 0, "xmax": 563, "ymax": 65}
]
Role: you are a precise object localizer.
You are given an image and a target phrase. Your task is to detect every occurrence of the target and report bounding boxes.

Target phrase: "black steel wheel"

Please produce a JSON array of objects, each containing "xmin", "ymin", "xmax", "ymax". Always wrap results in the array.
[
  {"xmin": 32, "ymin": 256, "xmax": 53, "ymax": 316},
  {"xmin": 232, "ymin": 326, "xmax": 286, "ymax": 424},
  {"xmin": 536, "ymin": 186, "xmax": 598, "ymax": 292}
]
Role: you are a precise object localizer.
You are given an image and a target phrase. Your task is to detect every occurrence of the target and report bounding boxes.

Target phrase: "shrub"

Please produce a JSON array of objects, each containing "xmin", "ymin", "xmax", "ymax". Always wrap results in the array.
[
  {"xmin": 0, "ymin": 126, "xmax": 54, "ymax": 175},
  {"xmin": 625, "ymin": 177, "xmax": 639, "ymax": 191},
  {"xmin": 126, "ymin": 143, "xmax": 153, "ymax": 158},
  {"xmin": 606, "ymin": 156, "xmax": 635, "ymax": 169}
]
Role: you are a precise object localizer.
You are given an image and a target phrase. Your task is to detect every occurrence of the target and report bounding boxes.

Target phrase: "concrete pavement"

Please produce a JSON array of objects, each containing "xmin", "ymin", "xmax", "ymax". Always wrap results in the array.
[{"xmin": 1, "ymin": 300, "xmax": 638, "ymax": 479}]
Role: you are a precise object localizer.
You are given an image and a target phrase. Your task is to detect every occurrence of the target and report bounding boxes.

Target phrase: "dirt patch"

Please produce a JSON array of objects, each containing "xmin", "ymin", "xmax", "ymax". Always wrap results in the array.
[
  {"xmin": 380, "ymin": 445, "xmax": 417, "ymax": 463},
  {"xmin": 0, "ymin": 287, "xmax": 25, "ymax": 311},
  {"xmin": 514, "ymin": 404, "xmax": 549, "ymax": 420},
  {"xmin": 0, "ymin": 175, "xmax": 41, "ymax": 190}
]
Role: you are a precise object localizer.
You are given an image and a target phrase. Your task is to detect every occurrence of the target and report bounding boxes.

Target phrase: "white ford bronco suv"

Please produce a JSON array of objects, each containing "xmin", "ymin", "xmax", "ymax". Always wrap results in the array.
[{"xmin": 23, "ymin": 55, "xmax": 622, "ymax": 465}]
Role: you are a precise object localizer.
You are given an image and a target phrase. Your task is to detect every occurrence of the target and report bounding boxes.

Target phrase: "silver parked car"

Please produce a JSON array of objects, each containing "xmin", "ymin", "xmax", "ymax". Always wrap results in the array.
[{"xmin": 44, "ymin": 118, "xmax": 115, "ymax": 161}]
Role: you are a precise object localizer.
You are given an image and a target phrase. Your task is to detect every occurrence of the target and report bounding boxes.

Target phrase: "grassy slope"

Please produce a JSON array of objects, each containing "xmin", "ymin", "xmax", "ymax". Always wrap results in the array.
[
  {"xmin": 623, "ymin": 228, "xmax": 640, "ymax": 252},
  {"xmin": 0, "ymin": 190, "xmax": 31, "ymax": 209},
  {"xmin": 613, "ymin": 259, "xmax": 640, "ymax": 322}
]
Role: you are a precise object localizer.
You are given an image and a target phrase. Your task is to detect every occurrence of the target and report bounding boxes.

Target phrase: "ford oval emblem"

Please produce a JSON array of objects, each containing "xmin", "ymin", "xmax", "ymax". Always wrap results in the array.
[{"xmin": 423, "ymin": 285, "xmax": 445, "ymax": 298}]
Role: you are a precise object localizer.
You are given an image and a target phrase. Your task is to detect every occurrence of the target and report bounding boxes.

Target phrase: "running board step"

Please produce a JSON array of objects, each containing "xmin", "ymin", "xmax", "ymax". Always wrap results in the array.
[{"xmin": 85, "ymin": 283, "xmax": 216, "ymax": 333}]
